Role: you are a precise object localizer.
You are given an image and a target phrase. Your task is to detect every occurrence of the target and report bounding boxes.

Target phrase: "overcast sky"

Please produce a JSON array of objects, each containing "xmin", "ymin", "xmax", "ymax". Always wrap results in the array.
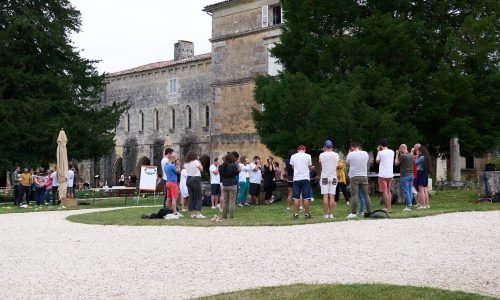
[{"xmin": 70, "ymin": 0, "xmax": 221, "ymax": 74}]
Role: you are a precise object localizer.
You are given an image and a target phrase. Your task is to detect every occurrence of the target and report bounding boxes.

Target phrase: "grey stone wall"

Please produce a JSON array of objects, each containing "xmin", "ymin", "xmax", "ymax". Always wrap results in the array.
[{"xmin": 100, "ymin": 56, "xmax": 213, "ymax": 185}]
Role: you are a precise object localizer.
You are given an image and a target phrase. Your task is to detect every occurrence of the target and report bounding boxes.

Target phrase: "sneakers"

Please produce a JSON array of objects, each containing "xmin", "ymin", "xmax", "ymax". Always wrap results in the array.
[
  {"xmin": 237, "ymin": 203, "xmax": 243, "ymax": 207},
  {"xmin": 270, "ymin": 195, "xmax": 275, "ymax": 203},
  {"xmin": 403, "ymin": 207, "xmax": 412, "ymax": 212},
  {"xmin": 164, "ymin": 214, "xmax": 180, "ymax": 220},
  {"xmin": 216, "ymin": 204, "xmax": 221, "ymax": 209},
  {"xmin": 329, "ymin": 214, "xmax": 334, "ymax": 219},
  {"xmin": 211, "ymin": 206, "xmax": 216, "ymax": 209},
  {"xmin": 304, "ymin": 214, "xmax": 312, "ymax": 219},
  {"xmin": 382, "ymin": 208, "xmax": 392, "ymax": 213},
  {"xmin": 416, "ymin": 206, "xmax": 426, "ymax": 210},
  {"xmin": 182, "ymin": 209, "xmax": 188, "ymax": 212},
  {"xmin": 293, "ymin": 214, "xmax": 299, "ymax": 220},
  {"xmin": 346, "ymin": 201, "xmax": 350, "ymax": 206},
  {"xmin": 175, "ymin": 212, "xmax": 183, "ymax": 217},
  {"xmin": 196, "ymin": 214, "xmax": 206, "ymax": 219},
  {"xmin": 324, "ymin": 214, "xmax": 329, "ymax": 219},
  {"xmin": 244, "ymin": 202, "xmax": 249, "ymax": 206},
  {"xmin": 286, "ymin": 207, "xmax": 291, "ymax": 211},
  {"xmin": 346, "ymin": 213, "xmax": 358, "ymax": 219}
]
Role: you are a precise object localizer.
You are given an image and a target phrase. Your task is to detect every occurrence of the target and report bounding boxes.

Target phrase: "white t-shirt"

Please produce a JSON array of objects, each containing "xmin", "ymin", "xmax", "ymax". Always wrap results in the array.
[
  {"xmin": 376, "ymin": 149, "xmax": 395, "ymax": 178},
  {"xmin": 67, "ymin": 170, "xmax": 74, "ymax": 187},
  {"xmin": 319, "ymin": 151, "xmax": 339, "ymax": 178},
  {"xmin": 239, "ymin": 163, "xmax": 250, "ymax": 182},
  {"xmin": 160, "ymin": 157, "xmax": 169, "ymax": 180},
  {"xmin": 185, "ymin": 160, "xmax": 201, "ymax": 177},
  {"xmin": 248, "ymin": 162, "xmax": 262, "ymax": 184},
  {"xmin": 290, "ymin": 152, "xmax": 312, "ymax": 181},
  {"xmin": 346, "ymin": 151, "xmax": 369, "ymax": 178},
  {"xmin": 209, "ymin": 164, "xmax": 220, "ymax": 184},
  {"xmin": 51, "ymin": 171, "xmax": 59, "ymax": 187}
]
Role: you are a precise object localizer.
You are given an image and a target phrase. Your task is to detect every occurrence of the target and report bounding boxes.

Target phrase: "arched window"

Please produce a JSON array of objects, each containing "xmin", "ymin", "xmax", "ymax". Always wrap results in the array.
[
  {"xmin": 205, "ymin": 105, "xmax": 210, "ymax": 127},
  {"xmin": 186, "ymin": 106, "xmax": 192, "ymax": 129},
  {"xmin": 153, "ymin": 109, "xmax": 159, "ymax": 130},
  {"xmin": 126, "ymin": 113, "xmax": 130, "ymax": 132},
  {"xmin": 170, "ymin": 108, "xmax": 175, "ymax": 129},
  {"xmin": 138, "ymin": 110, "xmax": 144, "ymax": 131}
]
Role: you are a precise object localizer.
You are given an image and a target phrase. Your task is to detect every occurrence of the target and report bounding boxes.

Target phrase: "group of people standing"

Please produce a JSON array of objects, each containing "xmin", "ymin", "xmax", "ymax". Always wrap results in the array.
[
  {"xmin": 159, "ymin": 137, "xmax": 432, "ymax": 221},
  {"xmin": 11, "ymin": 166, "xmax": 76, "ymax": 207}
]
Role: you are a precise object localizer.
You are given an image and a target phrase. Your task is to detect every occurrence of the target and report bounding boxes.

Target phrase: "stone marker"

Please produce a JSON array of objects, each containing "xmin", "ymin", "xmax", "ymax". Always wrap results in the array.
[{"xmin": 449, "ymin": 137, "xmax": 461, "ymax": 181}]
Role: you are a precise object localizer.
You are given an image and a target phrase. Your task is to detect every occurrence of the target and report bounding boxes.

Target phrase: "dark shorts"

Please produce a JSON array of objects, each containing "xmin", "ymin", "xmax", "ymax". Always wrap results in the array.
[
  {"xmin": 293, "ymin": 179, "xmax": 312, "ymax": 200},
  {"xmin": 416, "ymin": 170, "xmax": 428, "ymax": 187},
  {"xmin": 249, "ymin": 183, "xmax": 261, "ymax": 196},
  {"xmin": 211, "ymin": 184, "xmax": 221, "ymax": 196}
]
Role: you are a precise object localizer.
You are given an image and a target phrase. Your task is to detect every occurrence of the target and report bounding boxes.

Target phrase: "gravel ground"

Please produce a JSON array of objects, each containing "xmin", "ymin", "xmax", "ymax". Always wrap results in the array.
[{"xmin": 0, "ymin": 208, "xmax": 498, "ymax": 300}]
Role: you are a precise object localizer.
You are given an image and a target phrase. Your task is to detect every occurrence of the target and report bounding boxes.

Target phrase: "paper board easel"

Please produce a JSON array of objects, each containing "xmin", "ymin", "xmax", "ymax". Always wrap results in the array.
[{"xmin": 138, "ymin": 165, "xmax": 158, "ymax": 205}]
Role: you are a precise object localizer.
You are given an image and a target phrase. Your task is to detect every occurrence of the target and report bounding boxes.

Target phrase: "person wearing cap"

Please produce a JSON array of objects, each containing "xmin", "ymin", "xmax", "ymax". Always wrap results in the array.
[
  {"xmin": 290, "ymin": 145, "xmax": 313, "ymax": 219},
  {"xmin": 319, "ymin": 140, "xmax": 339, "ymax": 219},
  {"xmin": 346, "ymin": 141, "xmax": 373, "ymax": 219}
]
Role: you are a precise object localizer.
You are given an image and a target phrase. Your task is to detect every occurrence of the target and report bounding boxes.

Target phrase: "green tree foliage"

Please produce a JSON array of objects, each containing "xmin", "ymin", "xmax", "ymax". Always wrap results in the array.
[
  {"xmin": 254, "ymin": 0, "xmax": 499, "ymax": 157},
  {"xmin": 0, "ymin": 0, "xmax": 127, "ymax": 169}
]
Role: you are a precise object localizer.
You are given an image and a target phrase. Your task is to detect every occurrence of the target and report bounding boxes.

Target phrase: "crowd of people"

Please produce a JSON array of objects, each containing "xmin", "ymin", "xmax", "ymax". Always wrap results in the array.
[
  {"xmin": 158, "ymin": 138, "xmax": 432, "ymax": 220},
  {"xmin": 10, "ymin": 166, "xmax": 77, "ymax": 208}
]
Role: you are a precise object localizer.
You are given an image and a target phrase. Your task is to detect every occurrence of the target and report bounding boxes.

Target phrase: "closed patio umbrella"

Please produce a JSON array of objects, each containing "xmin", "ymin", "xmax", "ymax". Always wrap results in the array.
[{"xmin": 57, "ymin": 129, "xmax": 69, "ymax": 202}]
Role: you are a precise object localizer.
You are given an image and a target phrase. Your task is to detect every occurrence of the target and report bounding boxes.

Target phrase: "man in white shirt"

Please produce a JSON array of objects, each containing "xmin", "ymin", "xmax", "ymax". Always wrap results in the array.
[
  {"xmin": 248, "ymin": 156, "xmax": 262, "ymax": 205},
  {"xmin": 290, "ymin": 145, "xmax": 312, "ymax": 219},
  {"xmin": 319, "ymin": 140, "xmax": 339, "ymax": 219},
  {"xmin": 376, "ymin": 139, "xmax": 395, "ymax": 212},
  {"xmin": 67, "ymin": 167, "xmax": 75, "ymax": 198},
  {"xmin": 209, "ymin": 158, "xmax": 221, "ymax": 209},
  {"xmin": 50, "ymin": 170, "xmax": 59, "ymax": 205},
  {"xmin": 346, "ymin": 142, "xmax": 372, "ymax": 219}
]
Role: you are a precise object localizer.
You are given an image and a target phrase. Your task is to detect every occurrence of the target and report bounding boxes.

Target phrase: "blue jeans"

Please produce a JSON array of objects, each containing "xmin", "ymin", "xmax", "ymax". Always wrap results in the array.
[
  {"xmin": 293, "ymin": 180, "xmax": 312, "ymax": 200},
  {"xmin": 359, "ymin": 190, "xmax": 365, "ymax": 213},
  {"xmin": 400, "ymin": 175, "xmax": 414, "ymax": 207},
  {"xmin": 35, "ymin": 187, "xmax": 45, "ymax": 206},
  {"xmin": 45, "ymin": 189, "xmax": 51, "ymax": 203}
]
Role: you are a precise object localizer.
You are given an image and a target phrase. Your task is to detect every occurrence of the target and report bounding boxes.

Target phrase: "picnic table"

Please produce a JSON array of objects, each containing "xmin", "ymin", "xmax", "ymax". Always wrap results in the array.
[{"xmin": 88, "ymin": 186, "xmax": 137, "ymax": 205}]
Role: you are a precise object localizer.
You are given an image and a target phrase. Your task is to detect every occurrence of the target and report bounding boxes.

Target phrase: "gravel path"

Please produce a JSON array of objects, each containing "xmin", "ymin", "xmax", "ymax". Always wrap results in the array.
[{"xmin": 0, "ymin": 208, "xmax": 499, "ymax": 299}]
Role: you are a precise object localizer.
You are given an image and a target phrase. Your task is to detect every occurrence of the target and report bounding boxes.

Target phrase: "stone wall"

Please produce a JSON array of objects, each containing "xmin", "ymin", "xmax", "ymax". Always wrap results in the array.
[{"xmin": 100, "ymin": 53, "xmax": 212, "ymax": 185}]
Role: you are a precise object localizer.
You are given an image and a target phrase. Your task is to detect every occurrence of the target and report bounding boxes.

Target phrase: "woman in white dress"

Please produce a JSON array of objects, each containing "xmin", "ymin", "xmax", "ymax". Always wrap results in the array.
[{"xmin": 179, "ymin": 168, "xmax": 189, "ymax": 212}]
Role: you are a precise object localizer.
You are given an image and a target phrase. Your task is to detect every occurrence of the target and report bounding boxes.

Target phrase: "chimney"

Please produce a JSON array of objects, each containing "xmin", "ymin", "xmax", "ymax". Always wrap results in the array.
[{"xmin": 174, "ymin": 40, "xmax": 194, "ymax": 61}]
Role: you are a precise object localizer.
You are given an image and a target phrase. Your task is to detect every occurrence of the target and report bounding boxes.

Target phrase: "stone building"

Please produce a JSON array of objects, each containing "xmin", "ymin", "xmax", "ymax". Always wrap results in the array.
[{"xmin": 83, "ymin": 0, "xmax": 284, "ymax": 186}]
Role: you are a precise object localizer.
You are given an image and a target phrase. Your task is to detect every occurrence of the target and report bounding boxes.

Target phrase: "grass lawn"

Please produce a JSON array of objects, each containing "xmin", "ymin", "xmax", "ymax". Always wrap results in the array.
[
  {"xmin": 66, "ymin": 189, "xmax": 499, "ymax": 226},
  {"xmin": 197, "ymin": 283, "xmax": 495, "ymax": 300},
  {"xmin": 0, "ymin": 193, "xmax": 161, "ymax": 215}
]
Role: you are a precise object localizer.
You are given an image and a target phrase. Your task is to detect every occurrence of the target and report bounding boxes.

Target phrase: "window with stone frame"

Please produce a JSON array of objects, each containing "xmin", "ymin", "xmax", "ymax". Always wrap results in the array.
[
  {"xmin": 186, "ymin": 105, "xmax": 192, "ymax": 129},
  {"xmin": 153, "ymin": 109, "xmax": 159, "ymax": 130},
  {"xmin": 169, "ymin": 78, "xmax": 177, "ymax": 95},
  {"xmin": 138, "ymin": 110, "xmax": 144, "ymax": 131},
  {"xmin": 170, "ymin": 108, "xmax": 176, "ymax": 129},
  {"xmin": 262, "ymin": 4, "xmax": 282, "ymax": 27},
  {"xmin": 125, "ymin": 112, "xmax": 130, "ymax": 132},
  {"xmin": 205, "ymin": 105, "xmax": 210, "ymax": 128}
]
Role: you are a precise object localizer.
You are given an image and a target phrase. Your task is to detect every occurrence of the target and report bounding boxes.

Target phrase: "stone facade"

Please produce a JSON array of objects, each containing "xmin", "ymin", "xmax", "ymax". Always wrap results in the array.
[
  {"xmin": 88, "ymin": 0, "xmax": 284, "ymax": 186},
  {"xmin": 206, "ymin": 0, "xmax": 283, "ymax": 162}
]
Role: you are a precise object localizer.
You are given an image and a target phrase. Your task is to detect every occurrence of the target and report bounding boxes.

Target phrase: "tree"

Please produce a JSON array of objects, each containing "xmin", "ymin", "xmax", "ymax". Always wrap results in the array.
[
  {"xmin": 254, "ymin": 0, "xmax": 499, "ymax": 157},
  {"xmin": 0, "ymin": 0, "xmax": 127, "ymax": 169}
]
